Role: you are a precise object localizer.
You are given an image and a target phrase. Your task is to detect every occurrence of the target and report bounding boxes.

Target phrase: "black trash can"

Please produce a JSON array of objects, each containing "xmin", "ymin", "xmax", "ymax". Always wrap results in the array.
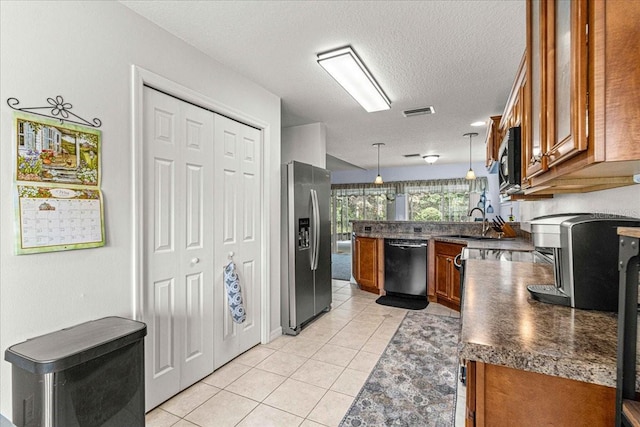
[{"xmin": 4, "ymin": 316, "xmax": 147, "ymax": 427}]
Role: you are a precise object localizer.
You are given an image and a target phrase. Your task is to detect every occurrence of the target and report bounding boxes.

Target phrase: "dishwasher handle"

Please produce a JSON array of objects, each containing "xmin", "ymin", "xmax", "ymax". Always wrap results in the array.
[{"xmin": 387, "ymin": 242, "xmax": 427, "ymax": 249}]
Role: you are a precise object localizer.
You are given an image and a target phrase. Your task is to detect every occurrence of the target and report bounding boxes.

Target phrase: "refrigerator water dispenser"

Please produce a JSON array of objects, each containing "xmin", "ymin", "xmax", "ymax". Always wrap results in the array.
[{"xmin": 298, "ymin": 218, "xmax": 310, "ymax": 249}]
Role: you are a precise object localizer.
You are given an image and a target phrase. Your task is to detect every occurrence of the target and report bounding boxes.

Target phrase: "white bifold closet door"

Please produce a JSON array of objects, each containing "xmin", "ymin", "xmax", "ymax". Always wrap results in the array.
[
  {"xmin": 142, "ymin": 87, "xmax": 263, "ymax": 411},
  {"xmin": 143, "ymin": 87, "xmax": 215, "ymax": 410},
  {"xmin": 213, "ymin": 114, "xmax": 262, "ymax": 369}
]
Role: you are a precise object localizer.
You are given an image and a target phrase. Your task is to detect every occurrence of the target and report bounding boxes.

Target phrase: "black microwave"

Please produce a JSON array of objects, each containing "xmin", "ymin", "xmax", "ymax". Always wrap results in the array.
[{"xmin": 498, "ymin": 126, "xmax": 522, "ymax": 194}]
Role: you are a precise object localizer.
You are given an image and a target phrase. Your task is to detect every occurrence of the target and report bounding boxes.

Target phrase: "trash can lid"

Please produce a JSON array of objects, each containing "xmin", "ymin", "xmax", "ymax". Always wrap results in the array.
[{"xmin": 4, "ymin": 316, "xmax": 147, "ymax": 375}]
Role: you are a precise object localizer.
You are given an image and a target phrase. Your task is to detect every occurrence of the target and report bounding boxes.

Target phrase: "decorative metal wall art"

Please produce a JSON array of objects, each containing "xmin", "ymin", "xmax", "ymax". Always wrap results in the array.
[{"xmin": 7, "ymin": 96, "xmax": 102, "ymax": 128}]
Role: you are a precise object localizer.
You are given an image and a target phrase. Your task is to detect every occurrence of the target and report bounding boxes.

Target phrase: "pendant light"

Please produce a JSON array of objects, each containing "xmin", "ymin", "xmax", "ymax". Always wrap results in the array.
[
  {"xmin": 463, "ymin": 132, "xmax": 478, "ymax": 180},
  {"xmin": 373, "ymin": 143, "xmax": 385, "ymax": 184}
]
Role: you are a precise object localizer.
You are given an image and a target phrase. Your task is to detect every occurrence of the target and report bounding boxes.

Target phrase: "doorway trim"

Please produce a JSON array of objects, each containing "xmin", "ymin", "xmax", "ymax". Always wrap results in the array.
[{"xmin": 130, "ymin": 65, "xmax": 273, "ymax": 344}]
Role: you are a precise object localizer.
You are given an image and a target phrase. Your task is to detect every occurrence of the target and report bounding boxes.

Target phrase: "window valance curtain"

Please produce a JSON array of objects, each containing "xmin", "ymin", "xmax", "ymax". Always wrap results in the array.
[
  {"xmin": 331, "ymin": 182, "xmax": 396, "ymax": 192},
  {"xmin": 331, "ymin": 177, "xmax": 488, "ymax": 195}
]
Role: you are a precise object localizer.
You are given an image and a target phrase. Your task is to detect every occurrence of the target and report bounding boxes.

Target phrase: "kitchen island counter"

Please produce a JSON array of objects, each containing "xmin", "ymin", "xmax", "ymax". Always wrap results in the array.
[
  {"xmin": 350, "ymin": 220, "xmax": 534, "ymax": 304},
  {"xmin": 434, "ymin": 236, "xmax": 533, "ymax": 251},
  {"xmin": 459, "ymin": 259, "xmax": 619, "ymax": 387},
  {"xmin": 351, "ymin": 220, "xmax": 532, "ymax": 250}
]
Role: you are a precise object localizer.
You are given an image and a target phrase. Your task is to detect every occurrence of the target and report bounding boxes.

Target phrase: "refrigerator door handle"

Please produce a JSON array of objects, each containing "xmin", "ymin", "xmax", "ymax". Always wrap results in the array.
[
  {"xmin": 310, "ymin": 189, "xmax": 320, "ymax": 271},
  {"xmin": 308, "ymin": 190, "xmax": 315, "ymax": 269},
  {"xmin": 314, "ymin": 189, "xmax": 320, "ymax": 270}
]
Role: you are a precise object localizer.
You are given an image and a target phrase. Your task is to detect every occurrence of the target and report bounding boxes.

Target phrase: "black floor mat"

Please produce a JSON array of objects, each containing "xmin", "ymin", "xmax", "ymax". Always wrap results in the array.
[{"xmin": 375, "ymin": 293, "xmax": 429, "ymax": 310}]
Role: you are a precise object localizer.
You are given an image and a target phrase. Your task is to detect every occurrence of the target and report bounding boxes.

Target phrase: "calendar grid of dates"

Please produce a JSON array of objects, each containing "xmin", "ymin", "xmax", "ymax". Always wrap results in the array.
[{"xmin": 19, "ymin": 196, "xmax": 103, "ymax": 249}]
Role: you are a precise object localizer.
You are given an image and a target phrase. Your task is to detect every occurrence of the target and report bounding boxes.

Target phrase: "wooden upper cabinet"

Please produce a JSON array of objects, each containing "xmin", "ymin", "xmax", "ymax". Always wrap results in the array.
[
  {"xmin": 590, "ymin": 0, "xmax": 640, "ymax": 164},
  {"xmin": 521, "ymin": 0, "xmax": 640, "ymax": 194},
  {"xmin": 545, "ymin": 0, "xmax": 588, "ymax": 167},
  {"xmin": 485, "ymin": 115, "xmax": 502, "ymax": 170},
  {"xmin": 496, "ymin": 53, "xmax": 527, "ymax": 190},
  {"xmin": 525, "ymin": 0, "xmax": 588, "ymax": 177},
  {"xmin": 524, "ymin": 0, "xmax": 546, "ymax": 180},
  {"xmin": 501, "ymin": 54, "xmax": 526, "ymax": 133}
]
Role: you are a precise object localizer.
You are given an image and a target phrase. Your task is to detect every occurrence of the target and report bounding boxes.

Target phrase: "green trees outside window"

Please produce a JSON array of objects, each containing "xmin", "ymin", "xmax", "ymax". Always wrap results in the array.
[
  {"xmin": 407, "ymin": 192, "xmax": 469, "ymax": 222},
  {"xmin": 332, "ymin": 187, "xmax": 391, "ymax": 241},
  {"xmin": 331, "ymin": 178, "xmax": 488, "ymax": 244}
]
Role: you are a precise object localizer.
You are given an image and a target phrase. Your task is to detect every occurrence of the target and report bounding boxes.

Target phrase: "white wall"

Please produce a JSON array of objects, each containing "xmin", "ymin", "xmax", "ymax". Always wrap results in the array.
[
  {"xmin": 500, "ymin": 199, "xmax": 521, "ymax": 222},
  {"xmin": 519, "ymin": 184, "xmax": 640, "ymax": 222},
  {"xmin": 331, "ymin": 160, "xmax": 490, "ymax": 184},
  {"xmin": 282, "ymin": 123, "xmax": 327, "ymax": 168},
  {"xmin": 0, "ymin": 1, "xmax": 281, "ymax": 415}
]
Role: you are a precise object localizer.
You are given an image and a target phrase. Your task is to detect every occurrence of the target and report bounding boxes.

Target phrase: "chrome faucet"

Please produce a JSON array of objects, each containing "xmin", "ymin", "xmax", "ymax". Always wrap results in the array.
[{"xmin": 468, "ymin": 207, "xmax": 489, "ymax": 236}]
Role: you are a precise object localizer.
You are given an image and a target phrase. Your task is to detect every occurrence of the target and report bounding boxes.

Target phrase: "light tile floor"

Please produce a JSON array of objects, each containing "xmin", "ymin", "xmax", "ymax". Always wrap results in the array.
[{"xmin": 146, "ymin": 280, "xmax": 461, "ymax": 427}]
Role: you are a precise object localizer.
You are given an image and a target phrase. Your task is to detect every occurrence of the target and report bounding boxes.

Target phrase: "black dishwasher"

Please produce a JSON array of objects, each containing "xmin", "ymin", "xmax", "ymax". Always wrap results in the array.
[{"xmin": 384, "ymin": 239, "xmax": 428, "ymax": 296}]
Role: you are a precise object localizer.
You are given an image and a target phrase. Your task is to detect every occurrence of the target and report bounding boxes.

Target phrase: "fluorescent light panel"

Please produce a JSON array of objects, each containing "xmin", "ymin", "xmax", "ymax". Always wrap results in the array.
[{"xmin": 318, "ymin": 46, "xmax": 391, "ymax": 112}]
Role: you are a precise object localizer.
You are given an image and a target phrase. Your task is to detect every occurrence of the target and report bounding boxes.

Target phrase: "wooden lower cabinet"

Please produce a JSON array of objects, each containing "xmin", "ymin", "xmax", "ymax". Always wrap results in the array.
[
  {"xmin": 353, "ymin": 236, "xmax": 382, "ymax": 294},
  {"xmin": 466, "ymin": 361, "xmax": 615, "ymax": 426},
  {"xmin": 434, "ymin": 241, "xmax": 464, "ymax": 311}
]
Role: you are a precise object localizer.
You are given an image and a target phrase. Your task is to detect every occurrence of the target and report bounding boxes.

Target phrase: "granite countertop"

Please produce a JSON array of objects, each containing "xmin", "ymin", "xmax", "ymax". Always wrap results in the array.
[
  {"xmin": 354, "ymin": 233, "xmax": 534, "ymax": 251},
  {"xmin": 459, "ymin": 259, "xmax": 621, "ymax": 388},
  {"xmin": 434, "ymin": 236, "xmax": 534, "ymax": 251},
  {"xmin": 350, "ymin": 220, "xmax": 532, "ymax": 250}
]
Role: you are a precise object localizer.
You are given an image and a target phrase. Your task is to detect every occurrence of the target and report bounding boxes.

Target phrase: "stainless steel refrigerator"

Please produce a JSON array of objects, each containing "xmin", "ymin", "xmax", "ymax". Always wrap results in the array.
[{"xmin": 281, "ymin": 161, "xmax": 332, "ymax": 335}]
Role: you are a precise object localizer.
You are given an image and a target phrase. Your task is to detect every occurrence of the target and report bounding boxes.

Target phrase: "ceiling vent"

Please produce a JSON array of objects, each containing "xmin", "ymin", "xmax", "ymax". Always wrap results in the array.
[
  {"xmin": 403, "ymin": 153, "xmax": 421, "ymax": 158},
  {"xmin": 402, "ymin": 106, "xmax": 435, "ymax": 117}
]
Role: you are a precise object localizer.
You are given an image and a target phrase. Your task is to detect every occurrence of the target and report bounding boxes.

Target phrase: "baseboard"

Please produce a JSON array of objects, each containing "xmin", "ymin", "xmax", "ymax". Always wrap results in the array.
[{"xmin": 268, "ymin": 326, "xmax": 283, "ymax": 343}]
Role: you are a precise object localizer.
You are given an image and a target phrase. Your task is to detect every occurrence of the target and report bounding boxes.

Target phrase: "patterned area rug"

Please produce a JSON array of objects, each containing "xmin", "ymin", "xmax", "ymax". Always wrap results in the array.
[{"xmin": 340, "ymin": 311, "xmax": 460, "ymax": 426}]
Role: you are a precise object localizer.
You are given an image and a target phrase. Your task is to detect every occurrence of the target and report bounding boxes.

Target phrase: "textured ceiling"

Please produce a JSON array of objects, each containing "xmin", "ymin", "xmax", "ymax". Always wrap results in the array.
[{"xmin": 120, "ymin": 0, "xmax": 526, "ymax": 171}]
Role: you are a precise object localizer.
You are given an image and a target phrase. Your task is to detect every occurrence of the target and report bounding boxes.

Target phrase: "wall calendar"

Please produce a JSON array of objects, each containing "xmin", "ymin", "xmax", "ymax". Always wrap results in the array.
[{"xmin": 12, "ymin": 111, "xmax": 105, "ymax": 254}]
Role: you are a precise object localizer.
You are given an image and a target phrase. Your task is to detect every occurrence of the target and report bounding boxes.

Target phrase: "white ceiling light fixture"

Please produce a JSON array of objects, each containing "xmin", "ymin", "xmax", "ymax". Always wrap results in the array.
[
  {"xmin": 423, "ymin": 154, "xmax": 440, "ymax": 164},
  {"xmin": 470, "ymin": 121, "xmax": 486, "ymax": 127},
  {"xmin": 373, "ymin": 143, "xmax": 385, "ymax": 184},
  {"xmin": 317, "ymin": 46, "xmax": 391, "ymax": 113},
  {"xmin": 464, "ymin": 132, "xmax": 478, "ymax": 180}
]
